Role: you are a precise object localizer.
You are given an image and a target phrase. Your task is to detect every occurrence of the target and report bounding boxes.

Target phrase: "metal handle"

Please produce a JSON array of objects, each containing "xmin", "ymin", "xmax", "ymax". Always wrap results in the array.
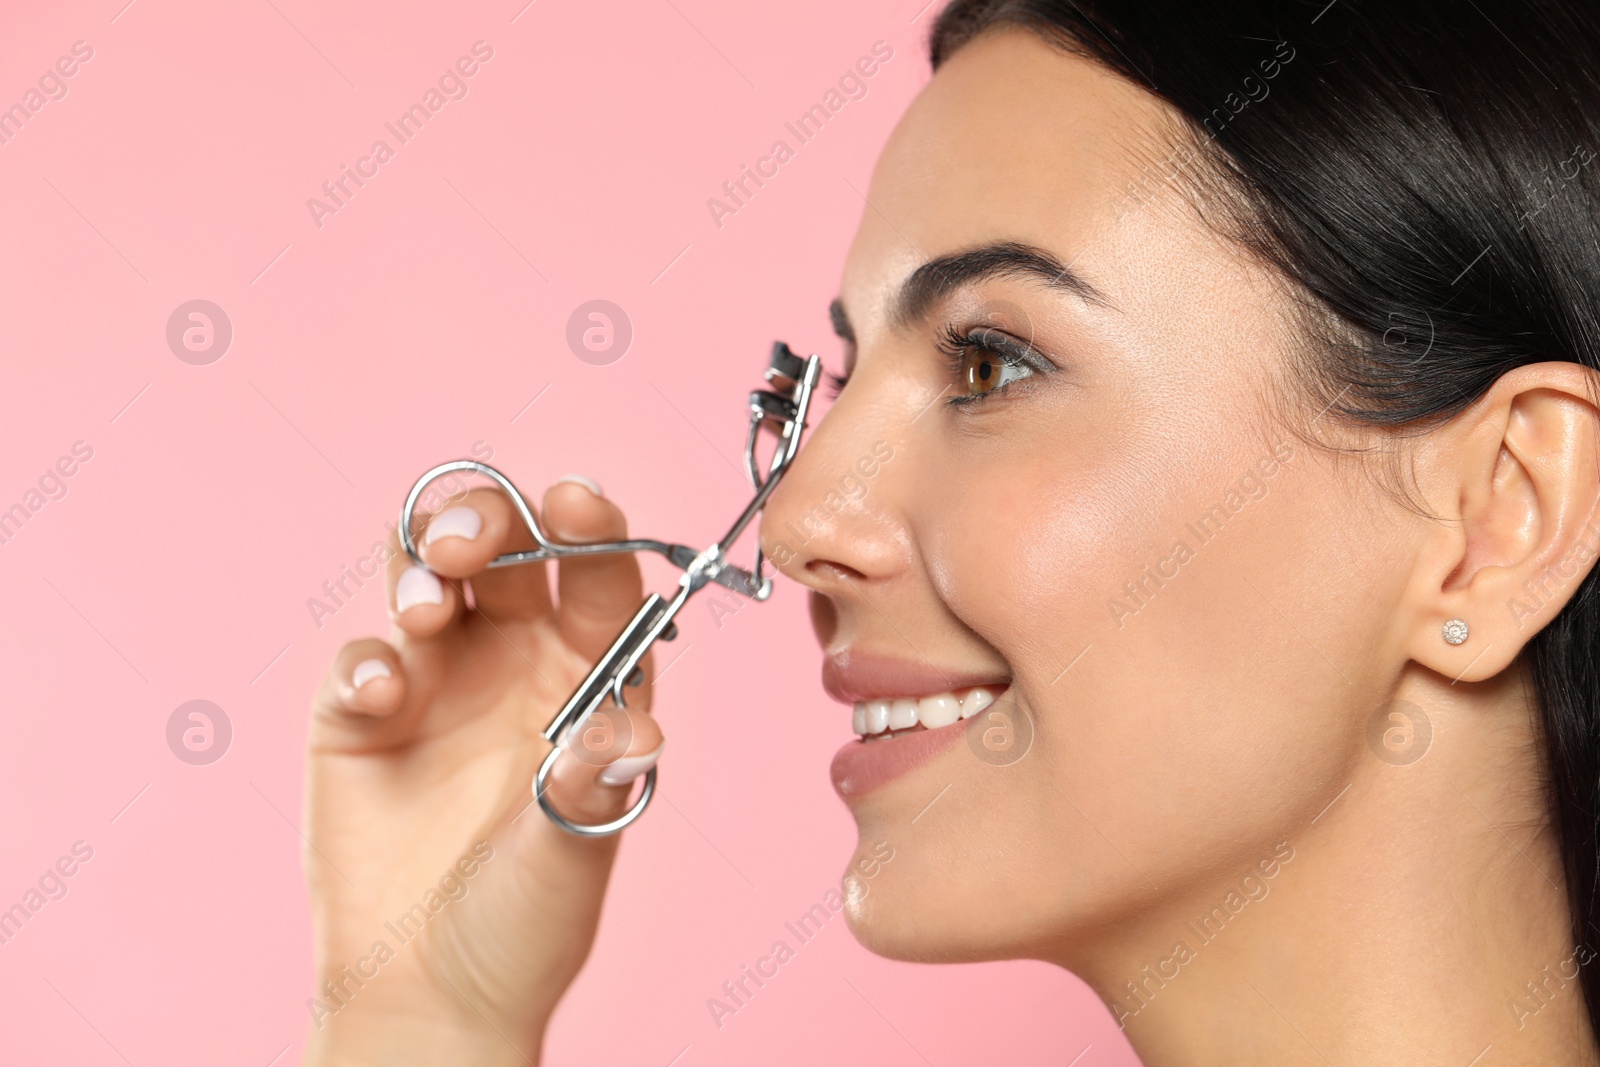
[
  {"xmin": 396, "ymin": 344, "xmax": 822, "ymax": 838},
  {"xmin": 535, "ymin": 746, "xmax": 657, "ymax": 837},
  {"xmin": 399, "ymin": 460, "xmax": 772, "ymax": 600}
]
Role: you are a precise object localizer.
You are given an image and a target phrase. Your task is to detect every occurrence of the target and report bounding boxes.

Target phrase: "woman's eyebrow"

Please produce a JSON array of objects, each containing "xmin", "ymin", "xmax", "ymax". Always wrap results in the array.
[
  {"xmin": 890, "ymin": 241, "xmax": 1114, "ymax": 327},
  {"xmin": 829, "ymin": 297, "xmax": 856, "ymax": 344}
]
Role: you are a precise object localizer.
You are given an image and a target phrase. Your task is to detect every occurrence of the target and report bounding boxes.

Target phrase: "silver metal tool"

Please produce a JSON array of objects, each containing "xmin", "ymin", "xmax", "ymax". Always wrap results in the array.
[{"xmin": 398, "ymin": 342, "xmax": 821, "ymax": 835}]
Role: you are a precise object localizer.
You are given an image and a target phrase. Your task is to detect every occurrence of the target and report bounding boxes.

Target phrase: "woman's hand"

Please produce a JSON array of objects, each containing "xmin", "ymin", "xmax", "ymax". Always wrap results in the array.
[{"xmin": 301, "ymin": 479, "xmax": 663, "ymax": 1066}]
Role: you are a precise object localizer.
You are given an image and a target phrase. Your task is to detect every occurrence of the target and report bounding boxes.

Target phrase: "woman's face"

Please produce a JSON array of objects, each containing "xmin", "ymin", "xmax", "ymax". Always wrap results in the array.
[{"xmin": 759, "ymin": 28, "xmax": 1419, "ymax": 970}]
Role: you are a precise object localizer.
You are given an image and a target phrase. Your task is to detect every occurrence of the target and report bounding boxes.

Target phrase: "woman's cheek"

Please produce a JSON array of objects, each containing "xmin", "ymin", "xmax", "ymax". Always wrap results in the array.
[{"xmin": 926, "ymin": 450, "xmax": 1152, "ymax": 648}]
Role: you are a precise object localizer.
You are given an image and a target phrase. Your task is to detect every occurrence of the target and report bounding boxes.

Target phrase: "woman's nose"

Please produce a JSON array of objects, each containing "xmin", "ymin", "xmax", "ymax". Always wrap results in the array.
[{"xmin": 759, "ymin": 390, "xmax": 906, "ymax": 597}]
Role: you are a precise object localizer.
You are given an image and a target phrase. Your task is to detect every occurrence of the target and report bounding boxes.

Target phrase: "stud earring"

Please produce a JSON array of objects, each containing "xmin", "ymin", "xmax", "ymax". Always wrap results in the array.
[{"xmin": 1442, "ymin": 618, "xmax": 1469, "ymax": 645}]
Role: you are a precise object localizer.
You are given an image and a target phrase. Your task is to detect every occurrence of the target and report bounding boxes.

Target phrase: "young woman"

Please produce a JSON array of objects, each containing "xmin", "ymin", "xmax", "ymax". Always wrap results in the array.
[{"xmin": 303, "ymin": 1, "xmax": 1600, "ymax": 1062}]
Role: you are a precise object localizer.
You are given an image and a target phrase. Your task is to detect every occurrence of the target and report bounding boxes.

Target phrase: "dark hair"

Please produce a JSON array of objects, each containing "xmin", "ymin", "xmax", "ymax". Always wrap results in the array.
[{"xmin": 930, "ymin": 0, "xmax": 1600, "ymax": 1032}]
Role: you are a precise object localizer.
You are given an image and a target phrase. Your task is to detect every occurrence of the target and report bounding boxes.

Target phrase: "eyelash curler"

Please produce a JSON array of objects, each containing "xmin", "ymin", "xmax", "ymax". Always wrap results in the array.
[{"xmin": 397, "ymin": 343, "xmax": 821, "ymax": 836}]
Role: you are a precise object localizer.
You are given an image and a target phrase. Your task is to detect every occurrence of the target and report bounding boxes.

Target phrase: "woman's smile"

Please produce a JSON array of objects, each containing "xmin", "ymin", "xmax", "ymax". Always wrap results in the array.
[{"xmin": 821, "ymin": 648, "xmax": 1012, "ymax": 796}]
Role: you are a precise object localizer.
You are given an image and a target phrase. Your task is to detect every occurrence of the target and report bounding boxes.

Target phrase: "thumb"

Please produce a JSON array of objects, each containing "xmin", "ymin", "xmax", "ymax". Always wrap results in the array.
[
  {"xmin": 538, "ymin": 704, "xmax": 665, "ymax": 832},
  {"xmin": 427, "ymin": 710, "xmax": 666, "ymax": 1031}
]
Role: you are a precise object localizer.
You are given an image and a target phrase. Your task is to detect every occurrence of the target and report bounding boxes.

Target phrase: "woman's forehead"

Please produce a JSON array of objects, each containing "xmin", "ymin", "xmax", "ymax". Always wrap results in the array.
[{"xmin": 841, "ymin": 29, "xmax": 1193, "ymax": 327}]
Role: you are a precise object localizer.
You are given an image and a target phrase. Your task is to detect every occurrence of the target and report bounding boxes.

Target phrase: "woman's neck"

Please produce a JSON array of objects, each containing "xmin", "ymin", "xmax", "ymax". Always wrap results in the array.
[{"xmin": 1068, "ymin": 664, "xmax": 1598, "ymax": 1066}]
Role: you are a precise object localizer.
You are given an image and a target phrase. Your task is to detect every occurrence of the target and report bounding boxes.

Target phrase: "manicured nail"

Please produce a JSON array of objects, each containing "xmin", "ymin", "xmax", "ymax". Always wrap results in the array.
[
  {"xmin": 352, "ymin": 659, "xmax": 391, "ymax": 688},
  {"xmin": 396, "ymin": 567, "xmax": 445, "ymax": 613},
  {"xmin": 557, "ymin": 473, "xmax": 604, "ymax": 498},
  {"xmin": 597, "ymin": 743, "xmax": 663, "ymax": 786},
  {"xmin": 424, "ymin": 505, "xmax": 482, "ymax": 545}
]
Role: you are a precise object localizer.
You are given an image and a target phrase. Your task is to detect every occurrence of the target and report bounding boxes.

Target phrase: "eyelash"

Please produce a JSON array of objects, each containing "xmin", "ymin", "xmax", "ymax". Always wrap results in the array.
[
  {"xmin": 933, "ymin": 323, "xmax": 1044, "ymax": 407},
  {"xmin": 823, "ymin": 324, "xmax": 1048, "ymax": 405}
]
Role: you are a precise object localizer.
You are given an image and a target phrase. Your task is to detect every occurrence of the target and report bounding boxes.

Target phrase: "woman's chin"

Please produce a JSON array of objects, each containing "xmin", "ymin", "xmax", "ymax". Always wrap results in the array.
[
  {"xmin": 843, "ymin": 899, "xmax": 955, "ymax": 962},
  {"xmin": 840, "ymin": 866, "xmax": 1021, "ymax": 965}
]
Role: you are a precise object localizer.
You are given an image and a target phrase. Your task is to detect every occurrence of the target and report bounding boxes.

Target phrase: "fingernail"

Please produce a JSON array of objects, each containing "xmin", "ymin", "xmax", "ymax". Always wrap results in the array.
[
  {"xmin": 352, "ymin": 659, "xmax": 392, "ymax": 688},
  {"xmin": 557, "ymin": 473, "xmax": 604, "ymax": 498},
  {"xmin": 424, "ymin": 505, "xmax": 482, "ymax": 545},
  {"xmin": 396, "ymin": 566, "xmax": 445, "ymax": 613},
  {"xmin": 597, "ymin": 743, "xmax": 663, "ymax": 786}
]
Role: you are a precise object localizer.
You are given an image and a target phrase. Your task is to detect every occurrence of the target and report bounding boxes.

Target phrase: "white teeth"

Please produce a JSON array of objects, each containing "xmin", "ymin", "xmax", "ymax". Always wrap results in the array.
[
  {"xmin": 918, "ymin": 693, "xmax": 962, "ymax": 729},
  {"xmin": 852, "ymin": 686, "xmax": 1006, "ymax": 736},
  {"xmin": 865, "ymin": 699, "xmax": 890, "ymax": 734},
  {"xmin": 961, "ymin": 687, "xmax": 996, "ymax": 719},
  {"xmin": 888, "ymin": 698, "xmax": 919, "ymax": 730}
]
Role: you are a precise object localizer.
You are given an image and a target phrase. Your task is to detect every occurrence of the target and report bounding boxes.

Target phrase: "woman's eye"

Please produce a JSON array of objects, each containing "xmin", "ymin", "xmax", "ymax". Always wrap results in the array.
[
  {"xmin": 940, "ymin": 325, "xmax": 1043, "ymax": 405},
  {"xmin": 960, "ymin": 344, "xmax": 1031, "ymax": 397}
]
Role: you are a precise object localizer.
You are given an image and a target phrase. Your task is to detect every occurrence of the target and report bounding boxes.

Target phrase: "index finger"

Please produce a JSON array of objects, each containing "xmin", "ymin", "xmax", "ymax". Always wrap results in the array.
[
  {"xmin": 415, "ymin": 486, "xmax": 554, "ymax": 621},
  {"xmin": 543, "ymin": 477, "xmax": 648, "ymax": 664}
]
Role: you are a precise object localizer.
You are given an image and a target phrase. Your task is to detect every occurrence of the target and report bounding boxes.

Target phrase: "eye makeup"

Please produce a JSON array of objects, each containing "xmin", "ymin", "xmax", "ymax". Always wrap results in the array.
[
  {"xmin": 933, "ymin": 322, "xmax": 1053, "ymax": 407},
  {"xmin": 822, "ymin": 295, "xmax": 1058, "ymax": 406}
]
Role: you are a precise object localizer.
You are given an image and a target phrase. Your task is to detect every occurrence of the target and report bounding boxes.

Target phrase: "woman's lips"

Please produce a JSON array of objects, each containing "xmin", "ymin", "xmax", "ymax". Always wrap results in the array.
[
  {"xmin": 823, "ymin": 652, "xmax": 1013, "ymax": 799},
  {"xmin": 829, "ymin": 685, "xmax": 1011, "ymax": 799},
  {"xmin": 822, "ymin": 650, "xmax": 1009, "ymax": 704},
  {"xmin": 830, "ymin": 715, "xmax": 972, "ymax": 798}
]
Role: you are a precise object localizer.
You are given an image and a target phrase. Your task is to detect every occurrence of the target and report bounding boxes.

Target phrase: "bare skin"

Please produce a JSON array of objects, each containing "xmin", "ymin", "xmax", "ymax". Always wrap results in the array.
[
  {"xmin": 303, "ymin": 481, "xmax": 663, "ymax": 1065},
  {"xmin": 306, "ymin": 27, "xmax": 1600, "ymax": 1066}
]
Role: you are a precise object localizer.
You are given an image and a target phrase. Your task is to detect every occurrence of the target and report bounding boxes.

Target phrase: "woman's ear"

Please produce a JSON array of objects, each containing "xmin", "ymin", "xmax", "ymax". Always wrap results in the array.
[{"xmin": 1404, "ymin": 362, "xmax": 1600, "ymax": 682}]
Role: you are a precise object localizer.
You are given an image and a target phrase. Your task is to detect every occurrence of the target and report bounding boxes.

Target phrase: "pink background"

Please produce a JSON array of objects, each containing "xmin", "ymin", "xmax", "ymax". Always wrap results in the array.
[{"xmin": 0, "ymin": 1, "xmax": 1136, "ymax": 1063}]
